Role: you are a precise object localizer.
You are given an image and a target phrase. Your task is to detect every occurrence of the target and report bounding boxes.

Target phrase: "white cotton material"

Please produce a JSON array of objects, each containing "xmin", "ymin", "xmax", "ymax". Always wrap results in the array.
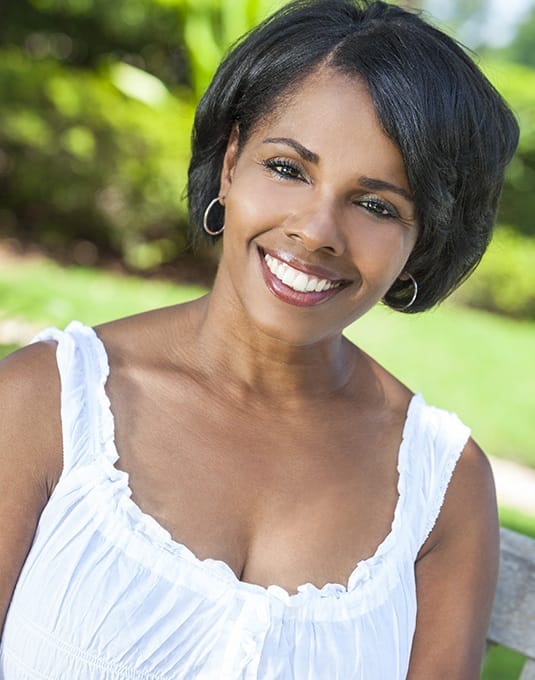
[{"xmin": 0, "ymin": 322, "xmax": 471, "ymax": 680}]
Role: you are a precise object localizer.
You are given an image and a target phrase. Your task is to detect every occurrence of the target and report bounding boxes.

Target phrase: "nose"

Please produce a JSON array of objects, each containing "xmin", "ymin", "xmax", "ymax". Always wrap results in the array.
[{"xmin": 282, "ymin": 199, "xmax": 345, "ymax": 256}]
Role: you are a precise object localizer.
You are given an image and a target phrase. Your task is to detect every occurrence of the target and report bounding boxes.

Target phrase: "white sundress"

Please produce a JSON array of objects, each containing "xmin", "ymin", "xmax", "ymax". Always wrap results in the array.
[{"xmin": 0, "ymin": 321, "xmax": 471, "ymax": 679}]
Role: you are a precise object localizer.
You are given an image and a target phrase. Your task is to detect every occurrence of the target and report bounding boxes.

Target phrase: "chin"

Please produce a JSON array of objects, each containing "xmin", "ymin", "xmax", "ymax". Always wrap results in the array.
[{"xmin": 244, "ymin": 306, "xmax": 347, "ymax": 348}]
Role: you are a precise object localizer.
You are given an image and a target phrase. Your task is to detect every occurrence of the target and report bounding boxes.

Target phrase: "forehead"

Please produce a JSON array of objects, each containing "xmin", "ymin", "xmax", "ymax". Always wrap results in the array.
[{"xmin": 248, "ymin": 67, "xmax": 409, "ymax": 187}]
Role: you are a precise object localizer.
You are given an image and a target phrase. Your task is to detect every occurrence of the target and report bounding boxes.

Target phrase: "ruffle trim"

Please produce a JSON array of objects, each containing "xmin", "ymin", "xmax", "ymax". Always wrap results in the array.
[{"xmin": 420, "ymin": 411, "xmax": 471, "ymax": 546}]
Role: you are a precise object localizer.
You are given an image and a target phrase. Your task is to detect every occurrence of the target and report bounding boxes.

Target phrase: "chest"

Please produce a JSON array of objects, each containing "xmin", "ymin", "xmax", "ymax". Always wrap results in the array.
[{"xmin": 107, "ymin": 370, "xmax": 405, "ymax": 594}]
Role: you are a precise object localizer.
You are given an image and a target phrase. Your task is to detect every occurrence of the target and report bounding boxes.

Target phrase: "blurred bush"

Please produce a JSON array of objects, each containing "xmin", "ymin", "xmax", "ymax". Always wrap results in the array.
[
  {"xmin": 454, "ymin": 227, "xmax": 535, "ymax": 319},
  {"xmin": 0, "ymin": 0, "xmax": 282, "ymax": 271},
  {"xmin": 0, "ymin": 48, "xmax": 193, "ymax": 268},
  {"xmin": 485, "ymin": 60, "xmax": 535, "ymax": 238}
]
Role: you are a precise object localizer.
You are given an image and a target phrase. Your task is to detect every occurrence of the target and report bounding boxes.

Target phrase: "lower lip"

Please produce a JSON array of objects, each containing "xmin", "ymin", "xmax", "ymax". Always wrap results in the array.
[{"xmin": 259, "ymin": 252, "xmax": 345, "ymax": 307}]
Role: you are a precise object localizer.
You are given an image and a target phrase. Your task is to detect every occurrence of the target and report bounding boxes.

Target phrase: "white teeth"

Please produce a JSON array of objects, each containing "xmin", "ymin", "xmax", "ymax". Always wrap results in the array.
[
  {"xmin": 293, "ymin": 273, "xmax": 309, "ymax": 292},
  {"xmin": 264, "ymin": 253, "xmax": 342, "ymax": 294},
  {"xmin": 305, "ymin": 277, "xmax": 319, "ymax": 292},
  {"xmin": 282, "ymin": 267, "xmax": 297, "ymax": 287}
]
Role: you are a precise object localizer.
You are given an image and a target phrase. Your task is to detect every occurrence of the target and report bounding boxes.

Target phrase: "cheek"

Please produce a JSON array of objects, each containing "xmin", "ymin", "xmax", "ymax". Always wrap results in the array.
[
  {"xmin": 225, "ymin": 175, "xmax": 302, "ymax": 235},
  {"xmin": 346, "ymin": 223, "xmax": 416, "ymax": 277}
]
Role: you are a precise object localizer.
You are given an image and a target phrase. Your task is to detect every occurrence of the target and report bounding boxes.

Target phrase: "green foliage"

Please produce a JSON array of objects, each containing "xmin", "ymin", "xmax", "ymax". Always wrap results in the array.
[
  {"xmin": 500, "ymin": 506, "xmax": 535, "ymax": 540},
  {"xmin": 0, "ymin": 47, "xmax": 194, "ymax": 267},
  {"xmin": 453, "ymin": 227, "xmax": 535, "ymax": 320},
  {"xmin": 0, "ymin": 344, "xmax": 19, "ymax": 360},
  {"xmin": 180, "ymin": 0, "xmax": 285, "ymax": 99},
  {"xmin": 0, "ymin": 0, "xmax": 191, "ymax": 87},
  {"xmin": 504, "ymin": 5, "xmax": 535, "ymax": 69},
  {"xmin": 483, "ymin": 60, "xmax": 535, "ymax": 237},
  {"xmin": 0, "ymin": 0, "xmax": 286, "ymax": 92},
  {"xmin": 0, "ymin": 0, "xmax": 285, "ymax": 270},
  {"xmin": 421, "ymin": 0, "xmax": 490, "ymax": 49},
  {"xmin": 481, "ymin": 645, "xmax": 525, "ymax": 680}
]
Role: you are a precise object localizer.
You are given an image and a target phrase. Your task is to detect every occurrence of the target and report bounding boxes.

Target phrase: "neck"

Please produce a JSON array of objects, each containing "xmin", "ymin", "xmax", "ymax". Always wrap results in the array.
[{"xmin": 186, "ymin": 289, "xmax": 359, "ymax": 402}]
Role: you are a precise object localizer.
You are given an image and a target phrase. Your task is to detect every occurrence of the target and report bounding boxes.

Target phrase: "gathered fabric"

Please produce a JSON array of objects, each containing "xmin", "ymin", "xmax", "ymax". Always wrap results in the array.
[{"xmin": 0, "ymin": 322, "xmax": 470, "ymax": 679}]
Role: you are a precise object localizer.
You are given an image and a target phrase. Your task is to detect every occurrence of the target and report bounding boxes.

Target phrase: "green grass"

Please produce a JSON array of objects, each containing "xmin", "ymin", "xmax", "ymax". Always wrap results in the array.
[
  {"xmin": 482, "ymin": 645, "xmax": 525, "ymax": 680},
  {"xmin": 346, "ymin": 305, "xmax": 535, "ymax": 467},
  {"xmin": 0, "ymin": 344, "xmax": 18, "ymax": 360},
  {"xmin": 0, "ymin": 253, "xmax": 534, "ymax": 467},
  {"xmin": 0, "ymin": 258, "xmax": 205, "ymax": 328},
  {"xmin": 499, "ymin": 506, "xmax": 535, "ymax": 539}
]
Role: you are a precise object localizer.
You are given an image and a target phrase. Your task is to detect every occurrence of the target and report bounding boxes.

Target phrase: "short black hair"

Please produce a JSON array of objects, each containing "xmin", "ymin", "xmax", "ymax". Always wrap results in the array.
[{"xmin": 187, "ymin": 0, "xmax": 519, "ymax": 312}]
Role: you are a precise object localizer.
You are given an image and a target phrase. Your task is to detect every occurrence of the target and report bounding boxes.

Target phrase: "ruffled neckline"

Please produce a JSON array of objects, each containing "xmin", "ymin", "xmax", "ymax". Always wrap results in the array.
[{"xmin": 73, "ymin": 321, "xmax": 422, "ymax": 606}]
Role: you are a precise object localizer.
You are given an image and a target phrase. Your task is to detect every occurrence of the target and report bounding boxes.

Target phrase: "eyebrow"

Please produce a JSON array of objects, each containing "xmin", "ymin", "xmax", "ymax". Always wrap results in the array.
[
  {"xmin": 262, "ymin": 137, "xmax": 319, "ymax": 164},
  {"xmin": 358, "ymin": 177, "xmax": 413, "ymax": 203},
  {"xmin": 262, "ymin": 136, "xmax": 413, "ymax": 203}
]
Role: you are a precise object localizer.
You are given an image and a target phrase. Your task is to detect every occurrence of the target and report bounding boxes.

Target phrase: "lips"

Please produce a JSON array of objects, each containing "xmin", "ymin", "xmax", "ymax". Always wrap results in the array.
[{"xmin": 259, "ymin": 248, "xmax": 350, "ymax": 306}]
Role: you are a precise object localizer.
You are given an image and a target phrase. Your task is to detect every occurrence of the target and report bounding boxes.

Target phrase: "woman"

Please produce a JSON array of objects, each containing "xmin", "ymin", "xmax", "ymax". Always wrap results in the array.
[{"xmin": 0, "ymin": 0, "xmax": 519, "ymax": 678}]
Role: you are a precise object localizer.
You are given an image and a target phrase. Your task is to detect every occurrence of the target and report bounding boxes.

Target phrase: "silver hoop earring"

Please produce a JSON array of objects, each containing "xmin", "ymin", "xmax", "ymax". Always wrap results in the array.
[
  {"xmin": 399, "ymin": 272, "xmax": 418, "ymax": 310},
  {"xmin": 203, "ymin": 197, "xmax": 225, "ymax": 236}
]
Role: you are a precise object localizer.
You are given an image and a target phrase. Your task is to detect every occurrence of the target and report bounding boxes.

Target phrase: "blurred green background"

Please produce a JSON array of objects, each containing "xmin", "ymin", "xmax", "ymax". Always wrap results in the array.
[
  {"xmin": 0, "ymin": 2, "xmax": 534, "ymax": 676},
  {"xmin": 0, "ymin": 0, "xmax": 289, "ymax": 277},
  {"xmin": 0, "ymin": 0, "xmax": 534, "ymax": 309}
]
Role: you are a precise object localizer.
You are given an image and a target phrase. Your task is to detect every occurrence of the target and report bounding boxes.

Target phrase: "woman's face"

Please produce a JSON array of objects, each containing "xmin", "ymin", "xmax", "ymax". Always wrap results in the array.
[{"xmin": 216, "ymin": 67, "xmax": 419, "ymax": 346}]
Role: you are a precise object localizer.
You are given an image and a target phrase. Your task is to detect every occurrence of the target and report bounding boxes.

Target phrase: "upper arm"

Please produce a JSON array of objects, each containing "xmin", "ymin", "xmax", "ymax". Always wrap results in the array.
[
  {"xmin": 0, "ymin": 341, "xmax": 63, "ymax": 635},
  {"xmin": 407, "ymin": 437, "xmax": 499, "ymax": 680}
]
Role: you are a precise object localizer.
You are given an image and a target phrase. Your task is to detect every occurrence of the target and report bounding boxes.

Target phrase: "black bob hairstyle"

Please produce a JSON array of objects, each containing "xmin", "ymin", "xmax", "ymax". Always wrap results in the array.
[{"xmin": 187, "ymin": 0, "xmax": 519, "ymax": 312}]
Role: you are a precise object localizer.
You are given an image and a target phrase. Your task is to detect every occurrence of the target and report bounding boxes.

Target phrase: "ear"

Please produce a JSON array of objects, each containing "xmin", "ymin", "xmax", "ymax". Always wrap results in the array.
[{"xmin": 219, "ymin": 125, "xmax": 240, "ymax": 200}]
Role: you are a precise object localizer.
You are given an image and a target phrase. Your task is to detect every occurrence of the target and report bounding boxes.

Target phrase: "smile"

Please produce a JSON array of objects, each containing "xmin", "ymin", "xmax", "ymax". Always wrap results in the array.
[{"xmin": 263, "ymin": 253, "xmax": 343, "ymax": 293}]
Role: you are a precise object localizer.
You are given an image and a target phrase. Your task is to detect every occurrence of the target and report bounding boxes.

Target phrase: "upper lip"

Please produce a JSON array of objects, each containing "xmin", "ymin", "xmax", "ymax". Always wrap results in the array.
[{"xmin": 260, "ymin": 247, "xmax": 351, "ymax": 283}]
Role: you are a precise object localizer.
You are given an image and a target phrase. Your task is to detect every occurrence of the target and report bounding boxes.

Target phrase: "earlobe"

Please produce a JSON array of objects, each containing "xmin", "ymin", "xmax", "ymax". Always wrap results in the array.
[{"xmin": 219, "ymin": 126, "xmax": 240, "ymax": 197}]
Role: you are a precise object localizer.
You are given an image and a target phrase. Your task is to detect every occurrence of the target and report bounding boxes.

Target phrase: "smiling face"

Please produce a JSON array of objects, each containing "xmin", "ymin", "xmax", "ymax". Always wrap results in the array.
[{"xmin": 214, "ymin": 67, "xmax": 419, "ymax": 346}]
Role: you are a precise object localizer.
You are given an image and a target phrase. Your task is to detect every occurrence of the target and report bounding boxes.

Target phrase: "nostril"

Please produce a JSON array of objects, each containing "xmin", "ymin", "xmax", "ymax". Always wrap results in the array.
[{"xmin": 285, "ymin": 227, "xmax": 344, "ymax": 256}]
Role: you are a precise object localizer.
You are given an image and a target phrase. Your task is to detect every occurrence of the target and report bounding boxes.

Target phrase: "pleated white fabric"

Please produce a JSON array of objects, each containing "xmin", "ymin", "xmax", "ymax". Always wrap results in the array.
[{"xmin": 0, "ymin": 322, "xmax": 471, "ymax": 679}]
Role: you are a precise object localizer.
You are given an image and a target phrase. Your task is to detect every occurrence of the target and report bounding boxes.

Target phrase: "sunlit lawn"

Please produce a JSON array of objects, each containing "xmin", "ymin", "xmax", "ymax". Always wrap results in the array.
[
  {"xmin": 1, "ymin": 253, "xmax": 534, "ymax": 678},
  {"xmin": 347, "ymin": 303, "xmax": 535, "ymax": 468},
  {"xmin": 0, "ymin": 257, "xmax": 205, "ymax": 326}
]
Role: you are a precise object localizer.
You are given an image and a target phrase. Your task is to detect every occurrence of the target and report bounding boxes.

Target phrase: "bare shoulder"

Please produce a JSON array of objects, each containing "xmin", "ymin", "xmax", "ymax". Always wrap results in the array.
[
  {"xmin": 0, "ymin": 340, "xmax": 63, "ymax": 494},
  {"xmin": 423, "ymin": 437, "xmax": 497, "ymax": 554},
  {"xmin": 452, "ymin": 437, "xmax": 497, "ymax": 516},
  {"xmin": 0, "ymin": 340, "xmax": 63, "ymax": 632},
  {"xmin": 450, "ymin": 436, "xmax": 495, "ymax": 493}
]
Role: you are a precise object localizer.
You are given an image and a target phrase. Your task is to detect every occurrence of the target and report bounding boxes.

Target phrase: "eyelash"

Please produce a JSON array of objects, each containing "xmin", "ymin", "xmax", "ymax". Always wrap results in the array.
[
  {"xmin": 261, "ymin": 158, "xmax": 399, "ymax": 220},
  {"xmin": 357, "ymin": 196, "xmax": 399, "ymax": 220},
  {"xmin": 262, "ymin": 158, "xmax": 304, "ymax": 180}
]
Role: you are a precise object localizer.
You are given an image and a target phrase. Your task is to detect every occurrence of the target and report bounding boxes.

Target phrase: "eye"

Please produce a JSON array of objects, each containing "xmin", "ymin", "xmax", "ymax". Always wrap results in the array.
[
  {"xmin": 262, "ymin": 158, "xmax": 305, "ymax": 181},
  {"xmin": 357, "ymin": 195, "xmax": 399, "ymax": 219}
]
